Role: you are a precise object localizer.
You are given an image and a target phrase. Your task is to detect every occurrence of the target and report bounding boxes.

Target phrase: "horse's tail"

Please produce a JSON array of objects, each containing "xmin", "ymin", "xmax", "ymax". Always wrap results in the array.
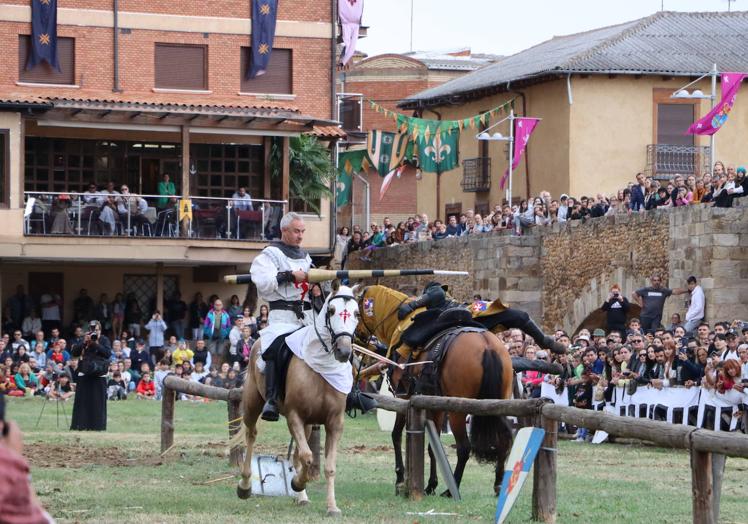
[
  {"xmin": 229, "ymin": 421, "xmax": 247, "ymax": 450},
  {"xmin": 470, "ymin": 348, "xmax": 514, "ymax": 465}
]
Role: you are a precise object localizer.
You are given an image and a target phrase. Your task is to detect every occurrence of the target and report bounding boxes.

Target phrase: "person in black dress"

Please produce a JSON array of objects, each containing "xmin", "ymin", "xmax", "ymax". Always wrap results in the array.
[{"xmin": 70, "ymin": 329, "xmax": 111, "ymax": 431}]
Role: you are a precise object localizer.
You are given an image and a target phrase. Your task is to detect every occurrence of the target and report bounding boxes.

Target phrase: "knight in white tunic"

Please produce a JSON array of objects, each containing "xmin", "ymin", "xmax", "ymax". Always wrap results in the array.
[{"xmin": 250, "ymin": 212, "xmax": 312, "ymax": 421}]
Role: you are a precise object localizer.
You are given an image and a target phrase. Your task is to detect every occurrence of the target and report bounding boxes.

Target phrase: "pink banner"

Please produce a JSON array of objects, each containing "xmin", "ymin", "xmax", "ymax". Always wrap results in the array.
[
  {"xmin": 500, "ymin": 117, "xmax": 540, "ymax": 189},
  {"xmin": 339, "ymin": 0, "xmax": 364, "ymax": 67},
  {"xmin": 687, "ymin": 73, "xmax": 746, "ymax": 136}
]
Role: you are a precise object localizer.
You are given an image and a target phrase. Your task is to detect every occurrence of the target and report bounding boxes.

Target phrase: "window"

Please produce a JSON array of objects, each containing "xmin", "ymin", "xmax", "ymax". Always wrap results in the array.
[
  {"xmin": 0, "ymin": 130, "xmax": 9, "ymax": 208},
  {"xmin": 155, "ymin": 44, "xmax": 207, "ymax": 90},
  {"xmin": 18, "ymin": 35, "xmax": 75, "ymax": 85},
  {"xmin": 290, "ymin": 195, "xmax": 319, "ymax": 214},
  {"xmin": 192, "ymin": 143, "xmax": 264, "ymax": 198},
  {"xmin": 340, "ymin": 96, "xmax": 362, "ymax": 132},
  {"xmin": 656, "ymin": 104, "xmax": 695, "ymax": 146},
  {"xmin": 240, "ymin": 48, "xmax": 292, "ymax": 94}
]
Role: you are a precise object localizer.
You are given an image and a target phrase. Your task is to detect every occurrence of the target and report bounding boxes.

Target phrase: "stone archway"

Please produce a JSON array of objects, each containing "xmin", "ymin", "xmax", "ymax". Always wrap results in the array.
[{"xmin": 553, "ymin": 266, "xmax": 644, "ymax": 336}]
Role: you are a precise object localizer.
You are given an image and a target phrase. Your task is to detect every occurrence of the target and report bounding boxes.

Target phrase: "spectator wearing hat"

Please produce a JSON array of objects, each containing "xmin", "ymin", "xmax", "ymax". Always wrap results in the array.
[
  {"xmin": 592, "ymin": 328, "xmax": 607, "ymax": 349},
  {"xmin": 601, "ymin": 284, "xmax": 630, "ymax": 335},
  {"xmin": 722, "ymin": 331, "xmax": 740, "ymax": 362}
]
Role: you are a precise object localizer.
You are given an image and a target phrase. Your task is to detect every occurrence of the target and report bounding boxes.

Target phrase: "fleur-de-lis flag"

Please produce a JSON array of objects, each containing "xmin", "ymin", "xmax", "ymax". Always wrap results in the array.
[
  {"xmin": 416, "ymin": 127, "xmax": 459, "ymax": 173},
  {"xmin": 27, "ymin": 0, "xmax": 60, "ymax": 71},
  {"xmin": 247, "ymin": 0, "xmax": 278, "ymax": 79}
]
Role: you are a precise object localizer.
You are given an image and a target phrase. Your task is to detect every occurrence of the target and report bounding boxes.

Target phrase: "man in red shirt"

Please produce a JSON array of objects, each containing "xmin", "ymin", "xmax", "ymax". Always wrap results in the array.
[{"xmin": 0, "ymin": 400, "xmax": 53, "ymax": 523}]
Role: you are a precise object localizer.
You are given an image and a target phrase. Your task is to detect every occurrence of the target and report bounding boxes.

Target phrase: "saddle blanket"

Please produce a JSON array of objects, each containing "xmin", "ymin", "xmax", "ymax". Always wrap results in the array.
[{"xmin": 284, "ymin": 326, "xmax": 353, "ymax": 395}]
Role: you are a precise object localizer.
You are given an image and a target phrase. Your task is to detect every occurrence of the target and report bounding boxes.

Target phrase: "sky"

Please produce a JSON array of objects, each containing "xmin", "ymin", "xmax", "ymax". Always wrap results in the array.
[{"xmin": 357, "ymin": 0, "xmax": 740, "ymax": 57}]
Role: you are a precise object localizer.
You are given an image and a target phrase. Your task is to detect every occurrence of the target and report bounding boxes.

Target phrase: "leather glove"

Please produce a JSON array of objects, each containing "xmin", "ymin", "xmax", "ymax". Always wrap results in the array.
[
  {"xmin": 397, "ymin": 302, "xmax": 416, "ymax": 320},
  {"xmin": 276, "ymin": 271, "xmax": 294, "ymax": 285}
]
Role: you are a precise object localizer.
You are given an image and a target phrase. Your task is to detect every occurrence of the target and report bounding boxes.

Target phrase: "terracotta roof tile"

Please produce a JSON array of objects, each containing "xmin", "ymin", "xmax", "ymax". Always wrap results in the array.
[{"xmin": 308, "ymin": 125, "xmax": 346, "ymax": 139}]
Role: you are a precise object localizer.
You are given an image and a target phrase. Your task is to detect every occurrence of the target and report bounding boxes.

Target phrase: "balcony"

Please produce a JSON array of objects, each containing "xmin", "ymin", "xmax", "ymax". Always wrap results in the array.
[
  {"xmin": 23, "ymin": 191, "xmax": 285, "ymax": 241},
  {"xmin": 461, "ymin": 157, "xmax": 491, "ymax": 192},
  {"xmin": 645, "ymin": 144, "xmax": 711, "ymax": 180}
]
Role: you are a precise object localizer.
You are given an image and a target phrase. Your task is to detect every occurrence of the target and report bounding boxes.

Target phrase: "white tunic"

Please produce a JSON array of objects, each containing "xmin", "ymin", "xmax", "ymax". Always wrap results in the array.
[{"xmin": 250, "ymin": 243, "xmax": 313, "ymax": 352}]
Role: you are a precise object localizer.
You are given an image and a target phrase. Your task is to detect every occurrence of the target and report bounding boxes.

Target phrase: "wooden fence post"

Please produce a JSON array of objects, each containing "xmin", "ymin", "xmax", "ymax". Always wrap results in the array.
[
  {"xmin": 227, "ymin": 397, "xmax": 242, "ymax": 467},
  {"xmin": 406, "ymin": 405, "xmax": 426, "ymax": 501},
  {"xmin": 711, "ymin": 454, "xmax": 726, "ymax": 523},
  {"xmin": 308, "ymin": 425, "xmax": 321, "ymax": 481},
  {"xmin": 160, "ymin": 387, "xmax": 175, "ymax": 453},
  {"xmin": 532, "ymin": 404, "xmax": 557, "ymax": 523},
  {"xmin": 690, "ymin": 449, "xmax": 714, "ymax": 524}
]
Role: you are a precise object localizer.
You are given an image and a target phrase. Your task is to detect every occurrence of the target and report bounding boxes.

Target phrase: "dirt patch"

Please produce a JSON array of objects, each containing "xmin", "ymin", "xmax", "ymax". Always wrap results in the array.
[
  {"xmin": 346, "ymin": 444, "xmax": 392, "ymax": 454},
  {"xmin": 25, "ymin": 443, "xmax": 175, "ymax": 469}
]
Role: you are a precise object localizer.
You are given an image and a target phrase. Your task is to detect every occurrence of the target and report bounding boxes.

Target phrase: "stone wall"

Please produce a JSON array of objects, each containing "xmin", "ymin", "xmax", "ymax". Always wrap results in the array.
[{"xmin": 348, "ymin": 203, "xmax": 748, "ymax": 334}]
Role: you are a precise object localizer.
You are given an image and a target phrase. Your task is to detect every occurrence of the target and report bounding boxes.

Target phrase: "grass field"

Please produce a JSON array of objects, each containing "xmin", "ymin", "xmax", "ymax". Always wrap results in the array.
[{"xmin": 8, "ymin": 397, "xmax": 748, "ymax": 523}]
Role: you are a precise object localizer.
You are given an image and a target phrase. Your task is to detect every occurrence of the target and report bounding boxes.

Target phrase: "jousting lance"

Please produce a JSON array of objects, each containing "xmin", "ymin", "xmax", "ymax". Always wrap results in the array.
[{"xmin": 223, "ymin": 268, "xmax": 470, "ymax": 284}]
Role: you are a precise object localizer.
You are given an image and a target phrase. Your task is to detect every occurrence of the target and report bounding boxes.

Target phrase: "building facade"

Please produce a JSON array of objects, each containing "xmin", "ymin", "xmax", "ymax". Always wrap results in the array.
[
  {"xmin": 400, "ymin": 11, "xmax": 748, "ymax": 220},
  {"xmin": 337, "ymin": 49, "xmax": 498, "ymax": 226},
  {"xmin": 0, "ymin": 0, "xmax": 341, "ymax": 328}
]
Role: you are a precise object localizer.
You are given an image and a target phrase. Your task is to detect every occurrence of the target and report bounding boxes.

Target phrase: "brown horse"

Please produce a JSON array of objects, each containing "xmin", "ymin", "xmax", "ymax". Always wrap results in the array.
[
  {"xmin": 357, "ymin": 284, "xmax": 514, "ymax": 495},
  {"xmin": 236, "ymin": 284, "xmax": 360, "ymax": 516}
]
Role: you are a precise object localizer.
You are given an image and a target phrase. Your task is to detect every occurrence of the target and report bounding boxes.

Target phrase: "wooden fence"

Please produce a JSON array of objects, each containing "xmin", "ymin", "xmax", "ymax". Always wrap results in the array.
[
  {"xmin": 368, "ymin": 393, "xmax": 748, "ymax": 524},
  {"xmin": 160, "ymin": 375, "xmax": 747, "ymax": 524}
]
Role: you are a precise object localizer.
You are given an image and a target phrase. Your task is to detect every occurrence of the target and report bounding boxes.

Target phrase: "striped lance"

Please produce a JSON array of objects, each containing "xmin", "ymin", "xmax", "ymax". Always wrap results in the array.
[{"xmin": 223, "ymin": 268, "xmax": 469, "ymax": 285}]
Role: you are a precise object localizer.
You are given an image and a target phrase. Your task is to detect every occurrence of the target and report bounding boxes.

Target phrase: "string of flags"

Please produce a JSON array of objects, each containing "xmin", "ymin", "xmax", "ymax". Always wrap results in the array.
[{"xmin": 337, "ymin": 99, "xmax": 516, "ymax": 206}]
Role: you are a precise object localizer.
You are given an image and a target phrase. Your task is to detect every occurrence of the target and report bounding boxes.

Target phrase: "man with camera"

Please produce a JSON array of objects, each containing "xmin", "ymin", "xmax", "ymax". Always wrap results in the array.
[
  {"xmin": 70, "ymin": 321, "xmax": 111, "ymax": 431},
  {"xmin": 0, "ymin": 395, "xmax": 54, "ymax": 523},
  {"xmin": 601, "ymin": 284, "xmax": 630, "ymax": 335}
]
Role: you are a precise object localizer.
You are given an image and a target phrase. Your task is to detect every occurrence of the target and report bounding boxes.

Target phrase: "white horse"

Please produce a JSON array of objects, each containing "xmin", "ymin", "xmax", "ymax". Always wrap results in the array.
[{"xmin": 236, "ymin": 283, "xmax": 360, "ymax": 517}]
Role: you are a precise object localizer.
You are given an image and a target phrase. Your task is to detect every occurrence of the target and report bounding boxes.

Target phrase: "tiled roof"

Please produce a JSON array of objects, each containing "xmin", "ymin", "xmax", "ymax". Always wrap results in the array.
[
  {"xmin": 307, "ymin": 125, "xmax": 347, "ymax": 139},
  {"xmin": 402, "ymin": 11, "xmax": 748, "ymax": 106}
]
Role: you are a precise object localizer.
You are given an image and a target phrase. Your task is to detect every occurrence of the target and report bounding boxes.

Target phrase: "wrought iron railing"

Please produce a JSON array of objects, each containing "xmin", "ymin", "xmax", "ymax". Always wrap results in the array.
[
  {"xmin": 23, "ymin": 191, "xmax": 286, "ymax": 241},
  {"xmin": 461, "ymin": 157, "xmax": 491, "ymax": 192},
  {"xmin": 645, "ymin": 144, "xmax": 711, "ymax": 180}
]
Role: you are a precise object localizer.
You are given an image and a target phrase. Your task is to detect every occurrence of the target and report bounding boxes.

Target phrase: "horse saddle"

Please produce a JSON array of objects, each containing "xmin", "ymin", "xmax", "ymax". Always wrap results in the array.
[
  {"xmin": 402, "ymin": 306, "xmax": 484, "ymax": 350},
  {"xmin": 413, "ymin": 325, "xmax": 486, "ymax": 396}
]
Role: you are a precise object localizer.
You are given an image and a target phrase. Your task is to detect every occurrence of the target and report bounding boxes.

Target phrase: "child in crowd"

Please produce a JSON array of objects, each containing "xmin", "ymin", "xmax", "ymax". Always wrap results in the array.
[{"xmin": 136, "ymin": 372, "xmax": 156, "ymax": 399}]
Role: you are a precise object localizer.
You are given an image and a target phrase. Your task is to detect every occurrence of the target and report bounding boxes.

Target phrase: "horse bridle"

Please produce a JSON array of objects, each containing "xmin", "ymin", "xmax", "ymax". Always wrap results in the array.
[
  {"xmin": 357, "ymin": 289, "xmax": 408, "ymax": 344},
  {"xmin": 313, "ymin": 293, "xmax": 357, "ymax": 354}
]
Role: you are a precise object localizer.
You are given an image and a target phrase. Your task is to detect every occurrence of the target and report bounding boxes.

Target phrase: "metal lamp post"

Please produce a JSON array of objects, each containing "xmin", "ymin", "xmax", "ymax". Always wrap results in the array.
[
  {"xmin": 477, "ymin": 109, "xmax": 514, "ymax": 204},
  {"xmin": 671, "ymin": 63, "xmax": 718, "ymax": 174}
]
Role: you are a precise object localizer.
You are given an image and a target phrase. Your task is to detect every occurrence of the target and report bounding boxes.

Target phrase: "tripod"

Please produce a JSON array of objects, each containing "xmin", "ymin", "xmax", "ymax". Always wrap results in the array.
[{"xmin": 35, "ymin": 382, "xmax": 69, "ymax": 429}]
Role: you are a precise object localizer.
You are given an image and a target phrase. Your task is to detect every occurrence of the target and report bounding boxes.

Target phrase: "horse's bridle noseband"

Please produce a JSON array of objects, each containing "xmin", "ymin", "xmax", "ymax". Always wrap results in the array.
[{"xmin": 314, "ymin": 293, "xmax": 357, "ymax": 354}]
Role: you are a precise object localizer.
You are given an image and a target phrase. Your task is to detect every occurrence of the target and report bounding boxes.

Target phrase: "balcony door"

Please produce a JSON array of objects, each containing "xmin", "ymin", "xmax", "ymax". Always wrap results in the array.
[
  {"xmin": 652, "ymin": 88, "xmax": 702, "ymax": 178},
  {"xmin": 656, "ymin": 104, "xmax": 694, "ymax": 147}
]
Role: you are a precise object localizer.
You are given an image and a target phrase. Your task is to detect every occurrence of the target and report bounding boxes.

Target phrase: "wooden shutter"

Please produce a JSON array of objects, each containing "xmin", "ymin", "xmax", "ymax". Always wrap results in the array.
[
  {"xmin": 18, "ymin": 35, "xmax": 75, "ymax": 85},
  {"xmin": 657, "ymin": 104, "xmax": 695, "ymax": 146},
  {"xmin": 155, "ymin": 44, "xmax": 207, "ymax": 90},
  {"xmin": 240, "ymin": 48, "xmax": 292, "ymax": 94}
]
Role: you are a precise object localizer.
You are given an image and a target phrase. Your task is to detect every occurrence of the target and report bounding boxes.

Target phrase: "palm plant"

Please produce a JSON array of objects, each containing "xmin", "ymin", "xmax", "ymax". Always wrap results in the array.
[{"xmin": 270, "ymin": 135, "xmax": 333, "ymax": 216}]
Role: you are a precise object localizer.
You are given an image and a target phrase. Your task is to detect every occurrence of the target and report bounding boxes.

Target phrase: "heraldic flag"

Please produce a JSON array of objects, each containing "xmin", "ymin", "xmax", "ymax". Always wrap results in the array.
[
  {"xmin": 367, "ymin": 131, "xmax": 409, "ymax": 178},
  {"xmin": 247, "ymin": 0, "xmax": 278, "ymax": 79},
  {"xmin": 687, "ymin": 73, "xmax": 747, "ymax": 136},
  {"xmin": 336, "ymin": 149, "xmax": 370, "ymax": 207},
  {"xmin": 28, "ymin": 0, "xmax": 60, "ymax": 71},
  {"xmin": 416, "ymin": 127, "xmax": 459, "ymax": 173}
]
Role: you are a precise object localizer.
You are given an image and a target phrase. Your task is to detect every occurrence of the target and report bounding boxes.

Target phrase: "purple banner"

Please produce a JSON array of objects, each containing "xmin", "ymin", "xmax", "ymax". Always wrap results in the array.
[
  {"xmin": 687, "ymin": 73, "xmax": 746, "ymax": 136},
  {"xmin": 500, "ymin": 117, "xmax": 540, "ymax": 189}
]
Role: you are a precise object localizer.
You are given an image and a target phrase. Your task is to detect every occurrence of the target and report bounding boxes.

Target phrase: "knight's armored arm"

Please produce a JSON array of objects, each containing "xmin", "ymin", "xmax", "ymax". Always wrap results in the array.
[{"xmin": 397, "ymin": 286, "xmax": 445, "ymax": 320}]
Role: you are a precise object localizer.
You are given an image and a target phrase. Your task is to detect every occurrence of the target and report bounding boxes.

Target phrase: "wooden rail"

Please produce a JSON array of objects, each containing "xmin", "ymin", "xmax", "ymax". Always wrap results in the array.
[
  {"xmin": 159, "ymin": 375, "xmax": 747, "ymax": 523},
  {"xmin": 366, "ymin": 393, "xmax": 748, "ymax": 524}
]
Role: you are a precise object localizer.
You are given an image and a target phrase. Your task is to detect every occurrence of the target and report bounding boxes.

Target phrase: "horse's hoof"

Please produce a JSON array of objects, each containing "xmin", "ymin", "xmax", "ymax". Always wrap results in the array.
[
  {"xmin": 236, "ymin": 485, "xmax": 252, "ymax": 499},
  {"xmin": 425, "ymin": 484, "xmax": 437, "ymax": 496},
  {"xmin": 440, "ymin": 489, "xmax": 453, "ymax": 498},
  {"xmin": 296, "ymin": 498, "xmax": 309, "ymax": 506},
  {"xmin": 326, "ymin": 508, "xmax": 342, "ymax": 518},
  {"xmin": 290, "ymin": 476, "xmax": 304, "ymax": 493}
]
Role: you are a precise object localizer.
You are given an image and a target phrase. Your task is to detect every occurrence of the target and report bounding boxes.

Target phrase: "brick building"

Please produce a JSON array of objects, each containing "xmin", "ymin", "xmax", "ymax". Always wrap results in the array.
[
  {"xmin": 0, "ymin": 0, "xmax": 343, "ymax": 328},
  {"xmin": 337, "ymin": 48, "xmax": 498, "ymax": 227}
]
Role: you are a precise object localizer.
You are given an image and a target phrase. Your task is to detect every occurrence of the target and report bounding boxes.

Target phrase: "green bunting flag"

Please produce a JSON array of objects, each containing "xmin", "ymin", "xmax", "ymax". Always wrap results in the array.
[
  {"xmin": 336, "ymin": 149, "xmax": 370, "ymax": 207},
  {"xmin": 416, "ymin": 127, "xmax": 460, "ymax": 173}
]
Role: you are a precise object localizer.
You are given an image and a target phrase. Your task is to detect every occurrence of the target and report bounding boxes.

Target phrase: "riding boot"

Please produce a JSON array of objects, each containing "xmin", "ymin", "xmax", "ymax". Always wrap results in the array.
[
  {"xmin": 521, "ymin": 318, "xmax": 567, "ymax": 354},
  {"xmin": 261, "ymin": 360, "xmax": 280, "ymax": 422},
  {"xmin": 346, "ymin": 390, "xmax": 378, "ymax": 414}
]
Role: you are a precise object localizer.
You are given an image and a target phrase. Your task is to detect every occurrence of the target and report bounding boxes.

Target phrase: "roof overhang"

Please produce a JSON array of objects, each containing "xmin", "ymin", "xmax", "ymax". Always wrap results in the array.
[{"xmin": 399, "ymin": 69, "xmax": 713, "ymax": 110}]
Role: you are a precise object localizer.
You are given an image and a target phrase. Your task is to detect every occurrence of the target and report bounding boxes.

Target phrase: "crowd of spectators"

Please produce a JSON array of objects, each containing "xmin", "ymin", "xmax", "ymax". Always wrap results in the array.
[
  {"xmin": 506, "ymin": 273, "xmax": 747, "ymax": 441},
  {"xmin": 0, "ymin": 285, "xmax": 264, "ymax": 404},
  {"xmin": 26, "ymin": 173, "xmax": 282, "ymax": 240},
  {"xmin": 336, "ymin": 163, "xmax": 748, "ymax": 265}
]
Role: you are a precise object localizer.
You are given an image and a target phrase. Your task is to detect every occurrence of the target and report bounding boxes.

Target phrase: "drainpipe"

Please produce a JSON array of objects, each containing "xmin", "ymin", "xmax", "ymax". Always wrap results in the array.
[
  {"xmin": 328, "ymin": 0, "xmax": 338, "ymax": 256},
  {"xmin": 113, "ymin": 0, "xmax": 120, "ymax": 92}
]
